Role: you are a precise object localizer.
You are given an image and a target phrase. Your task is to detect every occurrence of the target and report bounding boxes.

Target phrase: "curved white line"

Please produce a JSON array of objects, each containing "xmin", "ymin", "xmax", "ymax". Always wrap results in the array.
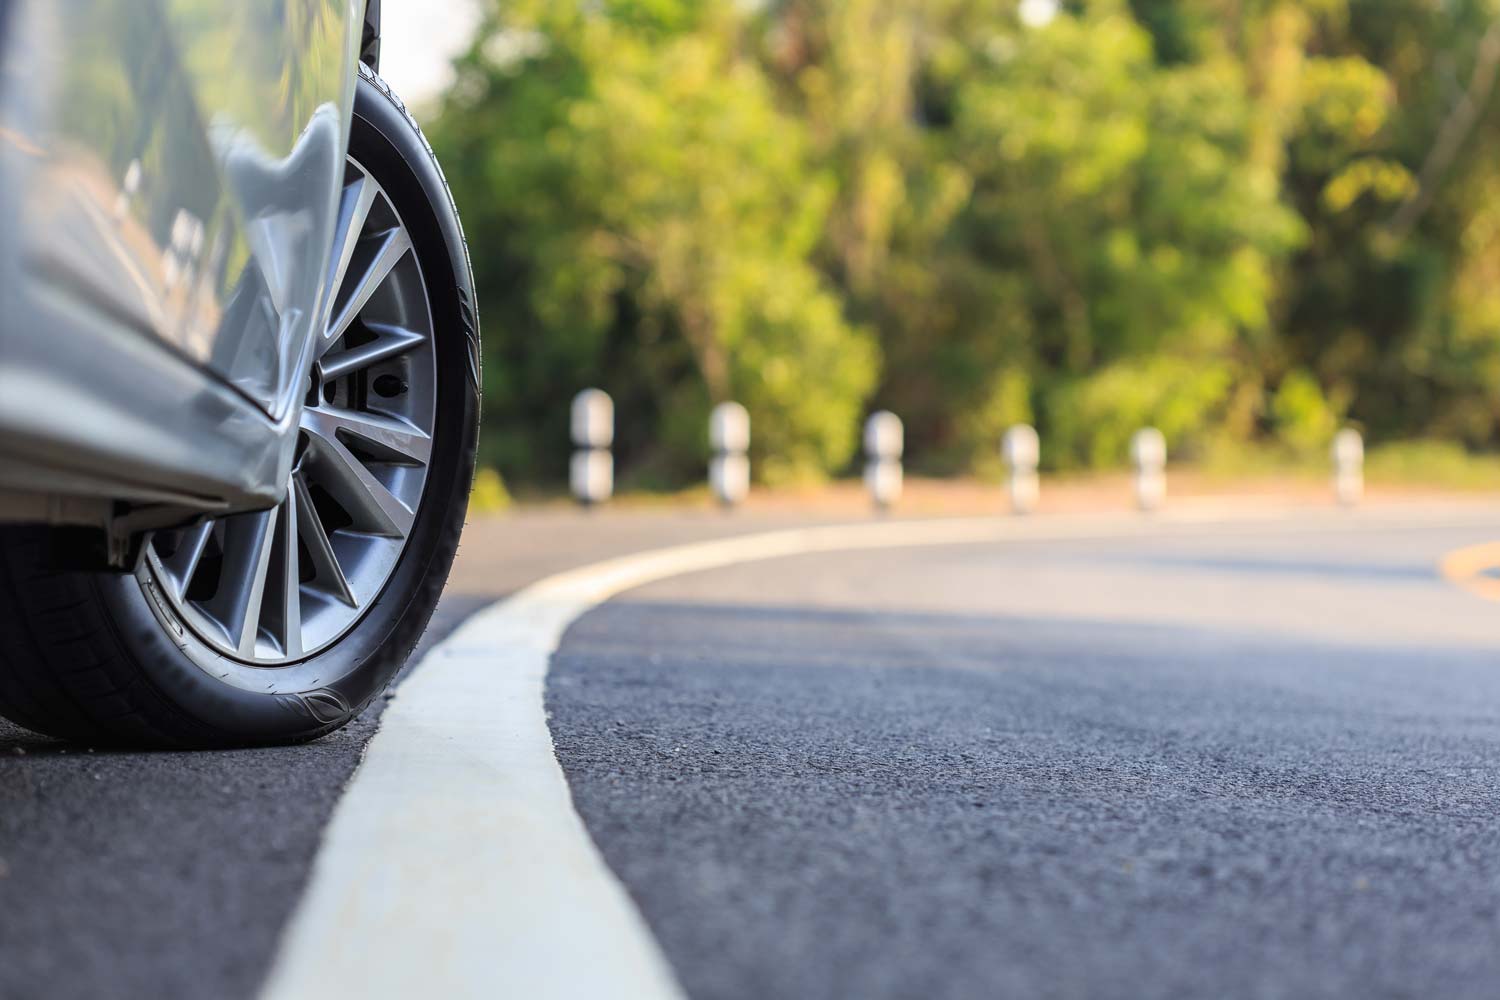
[{"xmin": 259, "ymin": 505, "xmax": 1493, "ymax": 998}]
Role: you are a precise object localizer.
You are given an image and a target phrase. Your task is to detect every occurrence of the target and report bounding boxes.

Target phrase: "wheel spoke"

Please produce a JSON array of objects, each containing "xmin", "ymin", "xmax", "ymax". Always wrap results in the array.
[
  {"xmin": 268, "ymin": 488, "xmax": 303, "ymax": 659},
  {"xmin": 160, "ymin": 521, "xmax": 212, "ymax": 600},
  {"xmin": 304, "ymin": 421, "xmax": 415, "ymax": 538},
  {"xmin": 303, "ymin": 405, "xmax": 432, "ymax": 467},
  {"xmin": 324, "ymin": 225, "xmax": 411, "ymax": 350},
  {"xmin": 205, "ymin": 508, "xmax": 278, "ymax": 655},
  {"xmin": 293, "ymin": 476, "xmax": 356, "ymax": 607},
  {"xmin": 317, "ymin": 323, "xmax": 426, "ymax": 381},
  {"xmin": 324, "ymin": 170, "xmax": 377, "ymax": 317}
]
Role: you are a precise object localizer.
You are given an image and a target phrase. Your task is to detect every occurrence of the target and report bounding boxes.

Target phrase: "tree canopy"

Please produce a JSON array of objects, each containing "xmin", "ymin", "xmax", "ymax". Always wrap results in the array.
[{"xmin": 430, "ymin": 0, "xmax": 1500, "ymax": 485}]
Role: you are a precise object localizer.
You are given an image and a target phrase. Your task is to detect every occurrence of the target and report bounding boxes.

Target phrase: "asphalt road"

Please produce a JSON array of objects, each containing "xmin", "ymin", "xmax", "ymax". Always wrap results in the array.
[
  {"xmin": 6, "ymin": 506, "xmax": 1500, "ymax": 998},
  {"xmin": 0, "ymin": 509, "xmax": 833, "ymax": 1000}
]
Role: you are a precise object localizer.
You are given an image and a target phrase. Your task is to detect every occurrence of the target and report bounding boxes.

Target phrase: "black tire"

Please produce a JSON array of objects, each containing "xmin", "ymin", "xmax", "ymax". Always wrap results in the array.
[{"xmin": 0, "ymin": 67, "xmax": 479, "ymax": 748}]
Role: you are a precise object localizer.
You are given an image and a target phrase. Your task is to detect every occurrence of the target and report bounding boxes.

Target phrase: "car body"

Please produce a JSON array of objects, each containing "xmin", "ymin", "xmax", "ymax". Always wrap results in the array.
[{"xmin": 0, "ymin": 0, "xmax": 384, "ymax": 552}]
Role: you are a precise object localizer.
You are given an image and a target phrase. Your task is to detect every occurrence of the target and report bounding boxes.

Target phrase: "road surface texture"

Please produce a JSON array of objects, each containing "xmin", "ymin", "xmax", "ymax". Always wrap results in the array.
[{"xmin": 6, "ymin": 504, "xmax": 1500, "ymax": 998}]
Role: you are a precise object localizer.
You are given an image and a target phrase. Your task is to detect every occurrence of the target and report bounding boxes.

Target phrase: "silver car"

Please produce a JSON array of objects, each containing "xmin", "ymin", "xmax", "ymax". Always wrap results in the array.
[{"xmin": 0, "ymin": 0, "xmax": 480, "ymax": 747}]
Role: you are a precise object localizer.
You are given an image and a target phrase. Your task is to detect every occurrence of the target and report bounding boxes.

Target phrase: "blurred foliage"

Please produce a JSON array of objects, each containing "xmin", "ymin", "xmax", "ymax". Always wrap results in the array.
[
  {"xmin": 1365, "ymin": 439, "xmax": 1500, "ymax": 490},
  {"xmin": 1272, "ymin": 367, "xmax": 1345, "ymax": 456},
  {"xmin": 431, "ymin": 0, "xmax": 1500, "ymax": 483},
  {"xmin": 469, "ymin": 466, "xmax": 513, "ymax": 513}
]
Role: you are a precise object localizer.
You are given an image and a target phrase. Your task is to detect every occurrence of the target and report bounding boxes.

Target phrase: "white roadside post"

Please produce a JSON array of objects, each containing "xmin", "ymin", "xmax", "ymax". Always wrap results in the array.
[
  {"xmin": 569, "ymin": 388, "xmax": 613, "ymax": 506},
  {"xmin": 1332, "ymin": 428, "xmax": 1364, "ymax": 507},
  {"xmin": 1131, "ymin": 427, "xmax": 1167, "ymax": 512},
  {"xmin": 709, "ymin": 402, "xmax": 751, "ymax": 508},
  {"xmin": 1001, "ymin": 424, "xmax": 1040, "ymax": 515},
  {"xmin": 864, "ymin": 411, "xmax": 903, "ymax": 510}
]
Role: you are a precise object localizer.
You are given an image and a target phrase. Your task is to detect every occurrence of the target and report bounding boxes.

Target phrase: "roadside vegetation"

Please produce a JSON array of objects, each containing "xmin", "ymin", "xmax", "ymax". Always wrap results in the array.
[{"xmin": 432, "ymin": 0, "xmax": 1500, "ymax": 492}]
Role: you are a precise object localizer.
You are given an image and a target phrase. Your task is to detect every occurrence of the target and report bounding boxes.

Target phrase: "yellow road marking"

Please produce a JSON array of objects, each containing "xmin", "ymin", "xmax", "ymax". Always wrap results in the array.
[{"xmin": 1439, "ymin": 541, "xmax": 1500, "ymax": 601}]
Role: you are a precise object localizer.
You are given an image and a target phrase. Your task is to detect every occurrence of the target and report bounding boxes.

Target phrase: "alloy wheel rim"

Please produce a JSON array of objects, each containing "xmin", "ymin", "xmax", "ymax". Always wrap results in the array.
[{"xmin": 143, "ymin": 157, "xmax": 437, "ymax": 665}]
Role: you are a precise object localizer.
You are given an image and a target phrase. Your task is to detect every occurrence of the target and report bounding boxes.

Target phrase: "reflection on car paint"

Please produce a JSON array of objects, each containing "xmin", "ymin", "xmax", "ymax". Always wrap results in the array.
[
  {"xmin": 0, "ymin": 0, "xmax": 355, "ymax": 415},
  {"xmin": 0, "ymin": 0, "xmax": 361, "ymax": 509}
]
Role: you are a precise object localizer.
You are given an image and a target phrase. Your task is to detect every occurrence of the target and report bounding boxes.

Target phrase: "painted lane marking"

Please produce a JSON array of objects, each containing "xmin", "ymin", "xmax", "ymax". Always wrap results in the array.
[
  {"xmin": 1439, "ymin": 541, "xmax": 1500, "ymax": 601},
  {"xmin": 261, "ymin": 505, "xmax": 1500, "ymax": 999}
]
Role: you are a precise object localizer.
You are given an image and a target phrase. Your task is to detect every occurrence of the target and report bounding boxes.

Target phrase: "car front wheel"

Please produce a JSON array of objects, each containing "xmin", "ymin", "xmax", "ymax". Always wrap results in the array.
[{"xmin": 0, "ymin": 66, "xmax": 480, "ymax": 748}]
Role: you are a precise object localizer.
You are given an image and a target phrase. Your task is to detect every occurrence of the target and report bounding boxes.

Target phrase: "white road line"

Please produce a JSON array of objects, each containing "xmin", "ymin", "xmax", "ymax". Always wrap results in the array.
[{"xmin": 259, "ymin": 505, "xmax": 1500, "ymax": 999}]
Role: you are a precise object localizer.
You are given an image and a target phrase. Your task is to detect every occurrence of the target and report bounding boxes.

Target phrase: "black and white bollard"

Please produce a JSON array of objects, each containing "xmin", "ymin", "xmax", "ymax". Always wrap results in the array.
[
  {"xmin": 1131, "ymin": 427, "xmax": 1166, "ymax": 511},
  {"xmin": 1002, "ymin": 424, "xmax": 1040, "ymax": 514},
  {"xmin": 569, "ymin": 388, "xmax": 613, "ymax": 506},
  {"xmin": 1332, "ymin": 428, "xmax": 1363, "ymax": 507},
  {"xmin": 709, "ymin": 402, "xmax": 750, "ymax": 507},
  {"xmin": 864, "ymin": 410, "xmax": 903, "ymax": 510}
]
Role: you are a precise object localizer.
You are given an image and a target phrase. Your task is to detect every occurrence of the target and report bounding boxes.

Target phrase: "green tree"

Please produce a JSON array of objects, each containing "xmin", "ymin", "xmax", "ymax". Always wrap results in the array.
[
  {"xmin": 432, "ymin": 0, "xmax": 875, "ymax": 485},
  {"xmin": 430, "ymin": 0, "xmax": 1500, "ymax": 488}
]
